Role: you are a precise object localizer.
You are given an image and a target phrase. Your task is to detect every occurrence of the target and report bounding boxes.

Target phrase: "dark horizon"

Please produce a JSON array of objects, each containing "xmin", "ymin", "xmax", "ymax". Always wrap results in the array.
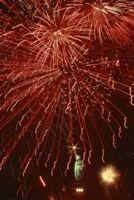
[{"xmin": 0, "ymin": 0, "xmax": 134, "ymax": 199}]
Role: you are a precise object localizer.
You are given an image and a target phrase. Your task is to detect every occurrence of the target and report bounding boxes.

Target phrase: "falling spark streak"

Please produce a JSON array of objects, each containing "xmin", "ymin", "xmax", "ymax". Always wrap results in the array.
[
  {"xmin": 112, "ymin": 134, "xmax": 117, "ymax": 148},
  {"xmin": 39, "ymin": 176, "xmax": 46, "ymax": 187},
  {"xmin": 88, "ymin": 150, "xmax": 92, "ymax": 165},
  {"xmin": 101, "ymin": 149, "xmax": 105, "ymax": 163},
  {"xmin": 45, "ymin": 99, "xmax": 63, "ymax": 167},
  {"xmin": 129, "ymin": 87, "xmax": 134, "ymax": 106},
  {"xmin": 124, "ymin": 117, "xmax": 128, "ymax": 129},
  {"xmin": 65, "ymin": 154, "xmax": 73, "ymax": 176},
  {"xmin": 51, "ymin": 103, "xmax": 65, "ymax": 175}
]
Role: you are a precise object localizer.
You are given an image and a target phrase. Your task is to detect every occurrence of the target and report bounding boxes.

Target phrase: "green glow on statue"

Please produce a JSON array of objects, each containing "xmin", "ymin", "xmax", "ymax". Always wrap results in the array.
[{"xmin": 74, "ymin": 153, "xmax": 84, "ymax": 181}]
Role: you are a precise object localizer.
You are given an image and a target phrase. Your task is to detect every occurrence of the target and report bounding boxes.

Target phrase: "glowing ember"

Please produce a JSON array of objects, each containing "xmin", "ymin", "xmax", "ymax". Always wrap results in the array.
[{"xmin": 100, "ymin": 165, "xmax": 120, "ymax": 185}]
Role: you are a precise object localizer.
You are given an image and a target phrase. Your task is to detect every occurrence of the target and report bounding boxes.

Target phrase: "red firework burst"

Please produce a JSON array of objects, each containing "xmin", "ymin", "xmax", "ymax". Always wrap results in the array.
[
  {"xmin": 68, "ymin": 0, "xmax": 134, "ymax": 45},
  {"xmin": 0, "ymin": 0, "xmax": 133, "ymax": 188}
]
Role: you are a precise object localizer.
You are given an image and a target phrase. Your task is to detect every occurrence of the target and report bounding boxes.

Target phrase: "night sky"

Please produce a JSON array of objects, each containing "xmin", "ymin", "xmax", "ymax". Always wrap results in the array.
[{"xmin": 0, "ymin": 1, "xmax": 134, "ymax": 200}]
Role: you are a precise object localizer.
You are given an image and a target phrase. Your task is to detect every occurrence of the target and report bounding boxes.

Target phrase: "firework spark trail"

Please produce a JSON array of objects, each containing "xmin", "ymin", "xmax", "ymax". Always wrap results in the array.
[
  {"xmin": 67, "ymin": 0, "xmax": 134, "ymax": 45},
  {"xmin": 0, "ymin": 0, "xmax": 133, "ymax": 190},
  {"xmin": 0, "ymin": 5, "xmax": 90, "ymax": 67}
]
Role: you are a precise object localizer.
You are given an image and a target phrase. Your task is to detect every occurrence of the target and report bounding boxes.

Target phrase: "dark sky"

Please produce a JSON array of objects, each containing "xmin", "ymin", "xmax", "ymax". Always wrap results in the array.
[{"xmin": 0, "ymin": 1, "xmax": 134, "ymax": 200}]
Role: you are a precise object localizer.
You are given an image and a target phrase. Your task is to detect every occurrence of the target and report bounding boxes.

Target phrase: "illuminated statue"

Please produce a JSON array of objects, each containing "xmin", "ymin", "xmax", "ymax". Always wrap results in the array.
[{"xmin": 74, "ymin": 152, "xmax": 84, "ymax": 181}]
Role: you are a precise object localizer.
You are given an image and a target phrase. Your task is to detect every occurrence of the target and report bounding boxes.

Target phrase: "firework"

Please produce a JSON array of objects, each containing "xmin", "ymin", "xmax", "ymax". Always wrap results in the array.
[
  {"xmin": 68, "ymin": 0, "xmax": 134, "ymax": 45},
  {"xmin": 0, "ymin": 0, "xmax": 133, "ymax": 192},
  {"xmin": 99, "ymin": 165, "xmax": 120, "ymax": 185}
]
